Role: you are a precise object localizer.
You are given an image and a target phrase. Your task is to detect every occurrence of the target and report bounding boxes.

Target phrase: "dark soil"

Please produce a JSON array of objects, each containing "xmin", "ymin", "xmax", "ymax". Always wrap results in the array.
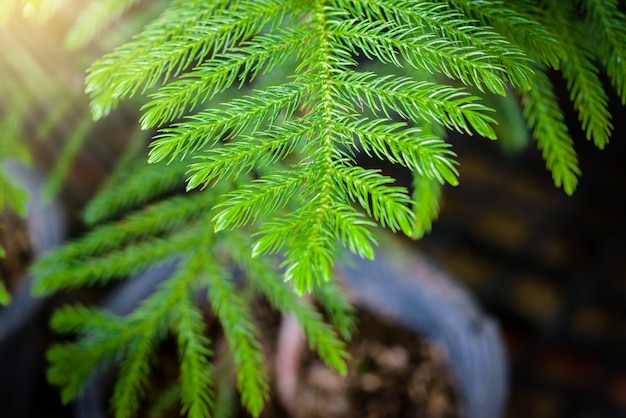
[
  {"xmin": 276, "ymin": 308, "xmax": 461, "ymax": 418},
  {"xmin": 0, "ymin": 209, "xmax": 33, "ymax": 293},
  {"xmin": 135, "ymin": 298, "xmax": 461, "ymax": 418}
]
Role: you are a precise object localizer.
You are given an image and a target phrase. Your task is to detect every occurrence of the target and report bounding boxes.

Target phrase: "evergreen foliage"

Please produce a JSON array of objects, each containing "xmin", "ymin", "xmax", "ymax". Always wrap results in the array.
[
  {"xmin": 32, "ymin": 156, "xmax": 351, "ymax": 418},
  {"xmin": 79, "ymin": 0, "xmax": 623, "ymax": 293},
  {"xmin": 1, "ymin": 0, "xmax": 625, "ymax": 416}
]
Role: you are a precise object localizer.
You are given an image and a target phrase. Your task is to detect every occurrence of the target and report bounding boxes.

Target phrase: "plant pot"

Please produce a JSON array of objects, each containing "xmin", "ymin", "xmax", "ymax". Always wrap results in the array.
[
  {"xmin": 73, "ymin": 235, "xmax": 507, "ymax": 418},
  {"xmin": 274, "ymin": 235, "xmax": 507, "ymax": 418},
  {"xmin": 333, "ymin": 236, "xmax": 508, "ymax": 418},
  {"xmin": 0, "ymin": 161, "xmax": 66, "ymax": 418}
]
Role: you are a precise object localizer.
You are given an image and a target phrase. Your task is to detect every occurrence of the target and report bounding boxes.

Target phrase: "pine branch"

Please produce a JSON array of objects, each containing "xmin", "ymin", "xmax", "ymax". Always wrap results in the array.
[
  {"xmin": 47, "ymin": 251, "xmax": 215, "ymax": 416},
  {"xmin": 0, "ymin": 279, "xmax": 9, "ymax": 306},
  {"xmin": 186, "ymin": 122, "xmax": 308, "ymax": 190},
  {"xmin": 452, "ymin": 0, "xmax": 566, "ymax": 69},
  {"xmin": 0, "ymin": 169, "xmax": 29, "ymax": 215},
  {"xmin": 121, "ymin": 256, "xmax": 210, "ymax": 418},
  {"xmin": 312, "ymin": 278, "xmax": 357, "ymax": 340},
  {"xmin": 107, "ymin": 261, "xmax": 209, "ymax": 418},
  {"xmin": 251, "ymin": 268, "xmax": 352, "ymax": 372},
  {"xmin": 581, "ymin": 0, "xmax": 626, "ymax": 104},
  {"xmin": 350, "ymin": 0, "xmax": 533, "ymax": 77},
  {"xmin": 336, "ymin": 116, "xmax": 459, "ymax": 185},
  {"xmin": 86, "ymin": 0, "xmax": 306, "ymax": 119},
  {"xmin": 327, "ymin": 202, "xmax": 378, "ymax": 260},
  {"xmin": 32, "ymin": 227, "xmax": 202, "ymax": 295},
  {"xmin": 200, "ymin": 252, "xmax": 269, "ymax": 416},
  {"xmin": 175, "ymin": 297, "xmax": 215, "ymax": 418},
  {"xmin": 148, "ymin": 83, "xmax": 305, "ymax": 162},
  {"xmin": 141, "ymin": 25, "xmax": 314, "ymax": 128},
  {"xmin": 409, "ymin": 174, "xmax": 443, "ymax": 239},
  {"xmin": 225, "ymin": 227, "xmax": 353, "ymax": 372},
  {"xmin": 332, "ymin": 2, "xmax": 532, "ymax": 94},
  {"xmin": 212, "ymin": 171, "xmax": 304, "ymax": 232},
  {"xmin": 82, "ymin": 158, "xmax": 188, "ymax": 225},
  {"xmin": 541, "ymin": 0, "xmax": 613, "ymax": 149},
  {"xmin": 336, "ymin": 165, "xmax": 414, "ymax": 234},
  {"xmin": 224, "ymin": 230, "xmax": 352, "ymax": 372},
  {"xmin": 523, "ymin": 68, "xmax": 581, "ymax": 195},
  {"xmin": 50, "ymin": 306, "xmax": 130, "ymax": 342},
  {"xmin": 39, "ymin": 193, "xmax": 217, "ymax": 268},
  {"xmin": 338, "ymin": 71, "xmax": 497, "ymax": 138},
  {"xmin": 47, "ymin": 322, "xmax": 135, "ymax": 404},
  {"xmin": 86, "ymin": 0, "xmax": 228, "ymax": 118},
  {"xmin": 112, "ymin": 330, "xmax": 160, "ymax": 418},
  {"xmin": 249, "ymin": 208, "xmax": 333, "ymax": 294},
  {"xmin": 0, "ymin": 105, "xmax": 32, "ymax": 168}
]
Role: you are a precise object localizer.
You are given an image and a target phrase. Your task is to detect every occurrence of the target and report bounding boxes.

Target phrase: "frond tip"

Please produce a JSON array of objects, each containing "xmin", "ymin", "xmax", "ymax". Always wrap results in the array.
[{"xmin": 523, "ymin": 68, "xmax": 581, "ymax": 195}]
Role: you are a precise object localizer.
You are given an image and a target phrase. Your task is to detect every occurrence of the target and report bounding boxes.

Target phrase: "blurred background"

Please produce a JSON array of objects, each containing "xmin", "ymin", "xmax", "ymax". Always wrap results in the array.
[
  {"xmin": 1, "ymin": 1, "xmax": 626, "ymax": 417},
  {"xmin": 414, "ymin": 93, "xmax": 626, "ymax": 417}
]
